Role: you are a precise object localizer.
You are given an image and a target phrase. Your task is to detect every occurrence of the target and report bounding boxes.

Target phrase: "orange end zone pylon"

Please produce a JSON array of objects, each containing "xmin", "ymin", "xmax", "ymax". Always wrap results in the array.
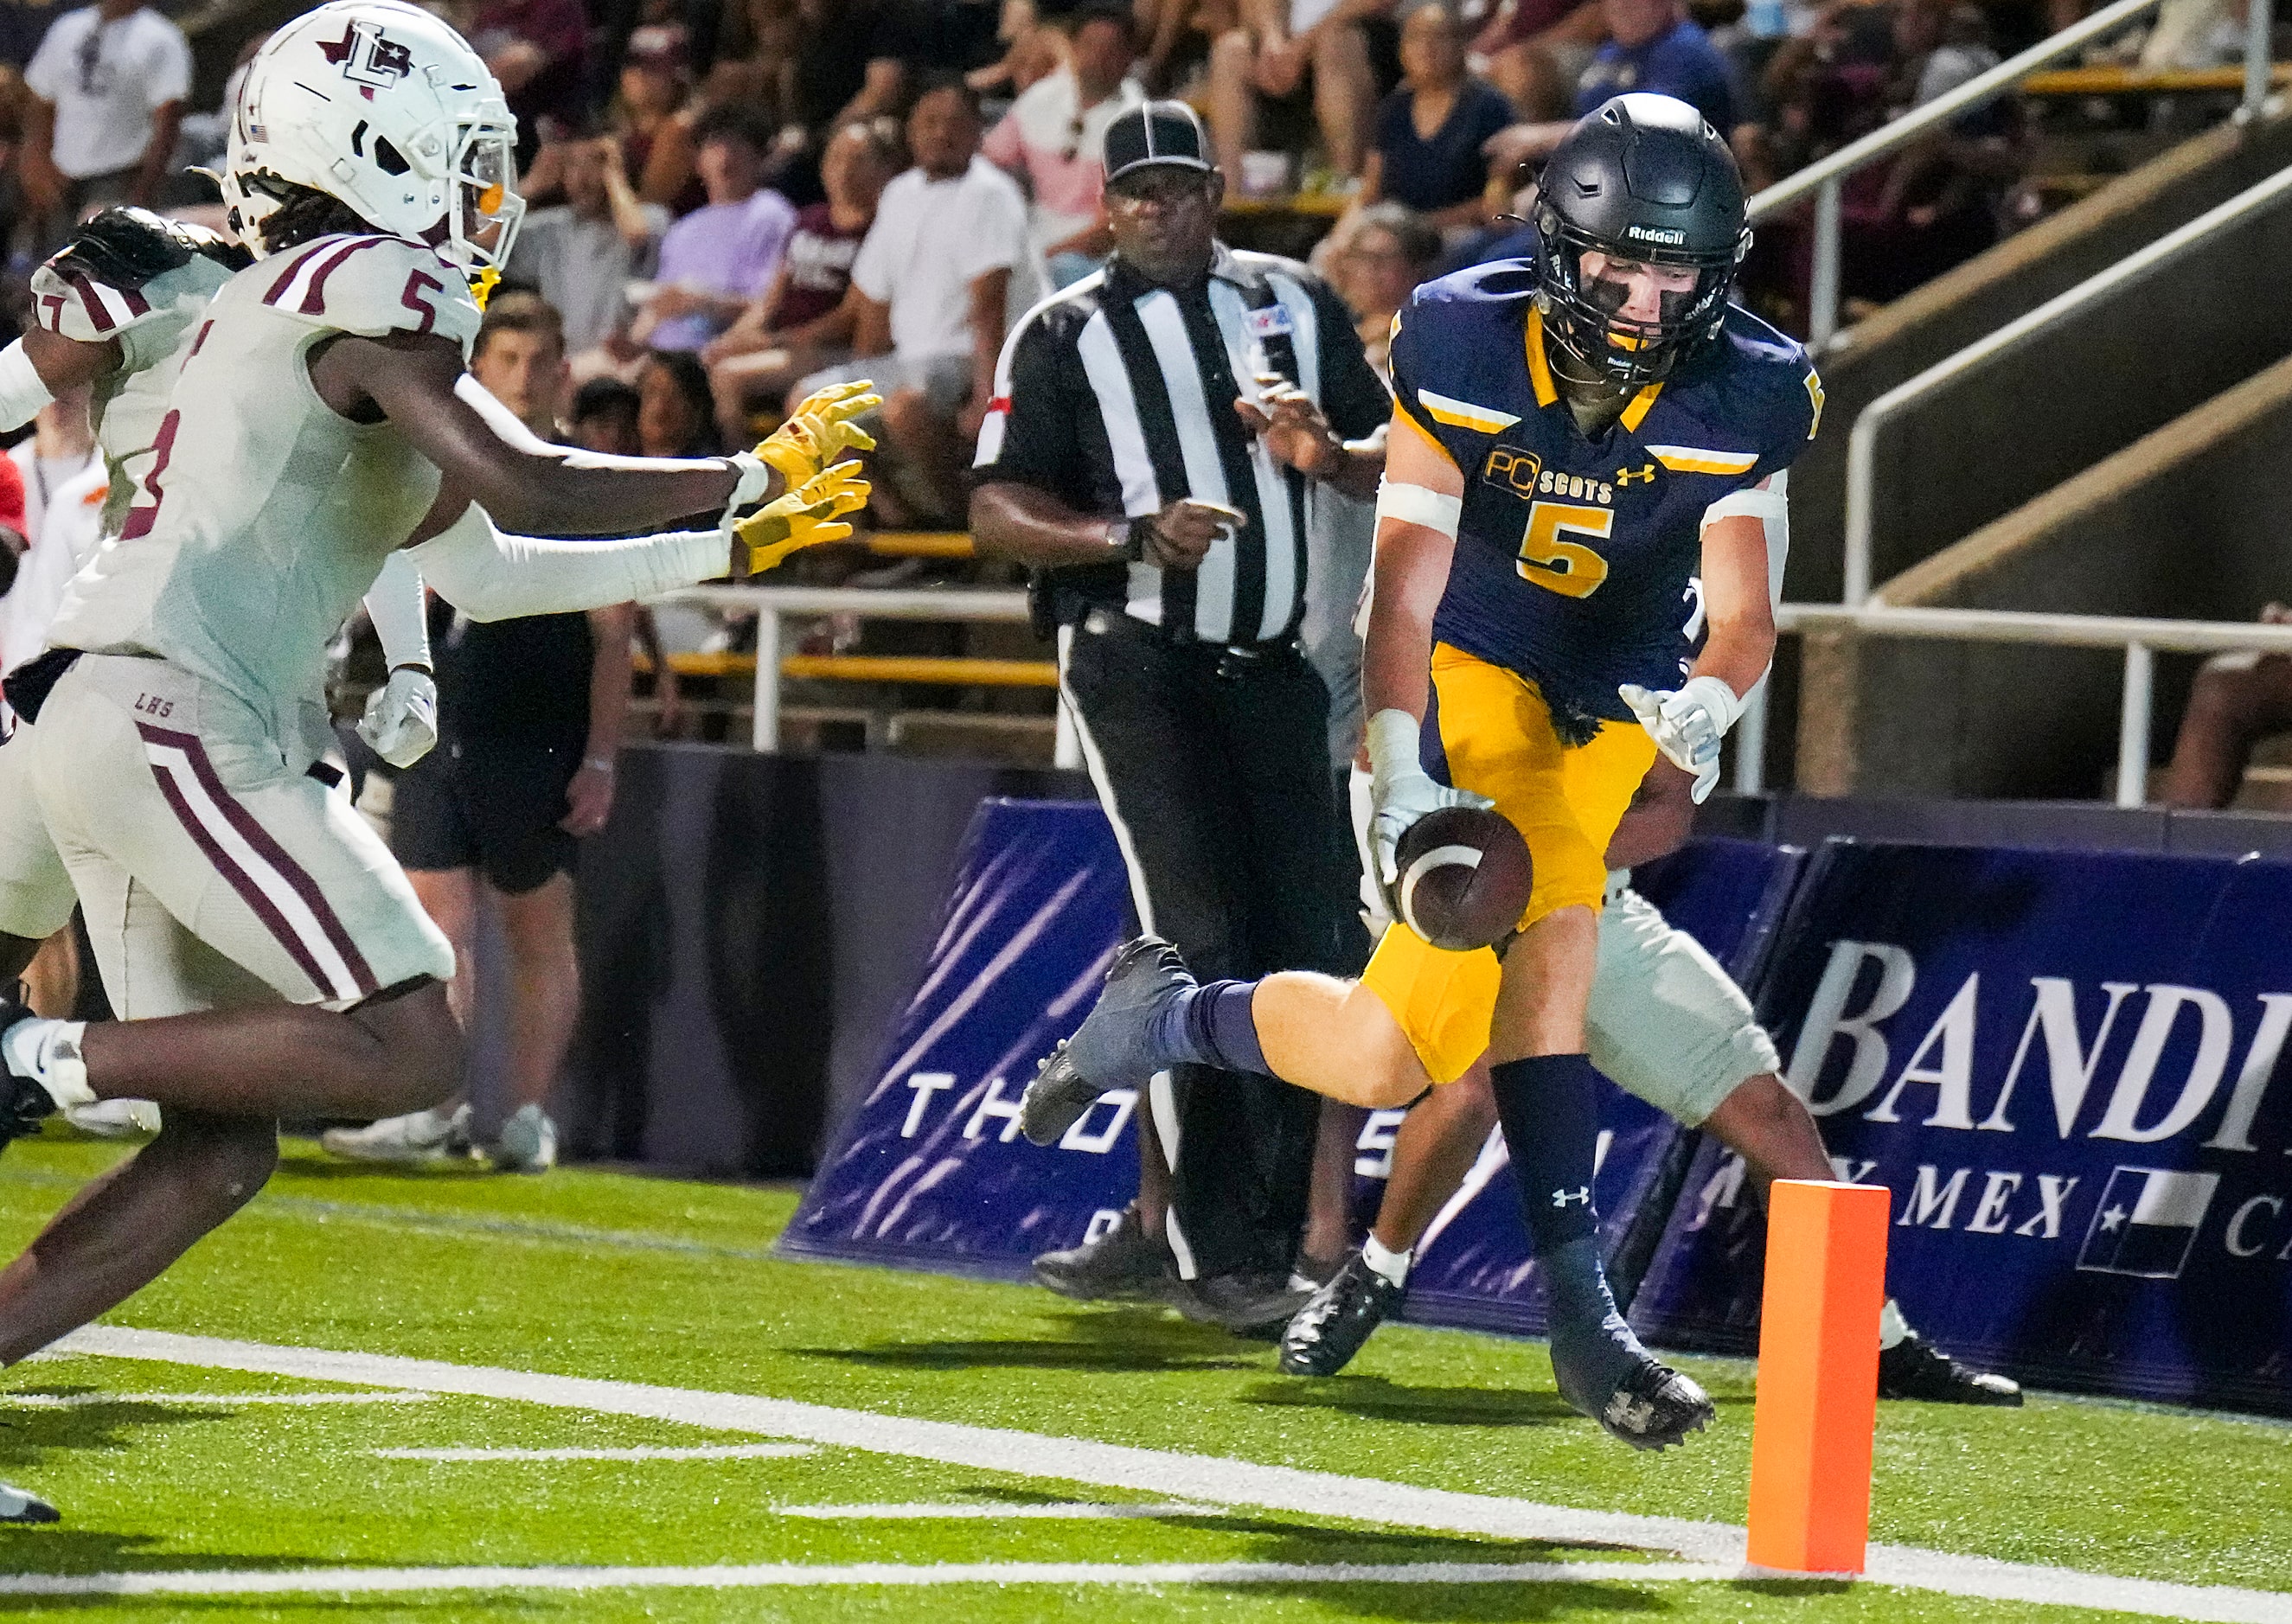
[{"xmin": 1745, "ymin": 1179, "xmax": 1891, "ymax": 1576}]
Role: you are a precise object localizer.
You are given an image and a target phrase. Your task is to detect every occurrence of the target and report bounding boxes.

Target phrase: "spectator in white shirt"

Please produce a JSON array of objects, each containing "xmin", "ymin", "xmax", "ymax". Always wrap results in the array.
[
  {"xmin": 981, "ymin": 4, "xmax": 1146, "ymax": 288},
  {"xmin": 509, "ymin": 136, "xmax": 670, "ymax": 365},
  {"xmin": 20, "ymin": 0, "xmax": 190, "ymax": 241},
  {"xmin": 7, "ymin": 390, "xmax": 98, "ymax": 557},
  {"xmin": 796, "ymin": 76, "xmax": 1031, "ymax": 525}
]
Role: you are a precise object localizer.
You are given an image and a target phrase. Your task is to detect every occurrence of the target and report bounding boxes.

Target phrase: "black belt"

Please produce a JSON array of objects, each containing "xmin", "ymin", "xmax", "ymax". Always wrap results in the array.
[{"xmin": 1079, "ymin": 609, "xmax": 1296, "ymax": 678}]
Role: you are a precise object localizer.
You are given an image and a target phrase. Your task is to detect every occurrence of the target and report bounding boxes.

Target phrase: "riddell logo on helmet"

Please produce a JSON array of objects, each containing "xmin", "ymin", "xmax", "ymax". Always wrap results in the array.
[
  {"xmin": 1623, "ymin": 225, "xmax": 1687, "ymax": 244},
  {"xmin": 319, "ymin": 19, "xmax": 414, "ymax": 87}
]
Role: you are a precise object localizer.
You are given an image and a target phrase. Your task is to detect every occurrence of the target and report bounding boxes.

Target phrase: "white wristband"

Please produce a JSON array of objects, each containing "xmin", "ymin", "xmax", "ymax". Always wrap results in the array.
[
  {"xmin": 1680, "ymin": 674, "xmax": 1745, "ymax": 735},
  {"xmin": 1365, "ymin": 707, "xmax": 1423, "ymax": 789},
  {"xmin": 0, "ymin": 341, "xmax": 54, "ymax": 436},
  {"xmin": 1373, "ymin": 478, "xmax": 1462, "ymax": 540}
]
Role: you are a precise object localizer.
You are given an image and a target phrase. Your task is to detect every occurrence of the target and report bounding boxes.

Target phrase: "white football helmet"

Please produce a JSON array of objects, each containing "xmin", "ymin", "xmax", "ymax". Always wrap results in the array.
[{"xmin": 223, "ymin": 0, "xmax": 522, "ymax": 271}]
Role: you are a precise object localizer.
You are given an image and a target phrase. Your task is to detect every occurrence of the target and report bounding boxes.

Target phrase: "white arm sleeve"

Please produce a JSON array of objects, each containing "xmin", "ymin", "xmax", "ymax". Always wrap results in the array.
[
  {"xmin": 0, "ymin": 342, "xmax": 54, "ymax": 435},
  {"xmin": 407, "ymin": 503, "xmax": 727, "ymax": 623},
  {"xmin": 363, "ymin": 550, "xmax": 432, "ymax": 670},
  {"xmin": 452, "ymin": 374, "xmax": 733, "ymax": 480}
]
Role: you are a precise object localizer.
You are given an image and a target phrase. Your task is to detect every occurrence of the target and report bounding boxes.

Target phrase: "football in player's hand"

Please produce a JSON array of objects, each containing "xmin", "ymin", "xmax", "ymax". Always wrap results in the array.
[{"xmin": 1393, "ymin": 807, "xmax": 1533, "ymax": 952}]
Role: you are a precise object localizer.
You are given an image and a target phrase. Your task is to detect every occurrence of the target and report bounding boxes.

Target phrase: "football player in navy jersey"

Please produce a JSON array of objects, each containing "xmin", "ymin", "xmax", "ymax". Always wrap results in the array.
[{"xmin": 1022, "ymin": 93, "xmax": 1819, "ymax": 1451}]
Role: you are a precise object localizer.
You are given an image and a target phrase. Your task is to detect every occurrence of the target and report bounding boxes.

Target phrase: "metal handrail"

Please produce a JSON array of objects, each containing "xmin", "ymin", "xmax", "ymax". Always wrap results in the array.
[
  {"xmin": 1746, "ymin": 0, "xmax": 2274, "ymax": 350},
  {"xmin": 646, "ymin": 584, "xmax": 1072, "ymax": 763},
  {"xmin": 1838, "ymin": 157, "xmax": 2292, "ymax": 605},
  {"xmin": 1742, "ymin": 603, "xmax": 2292, "ymax": 804}
]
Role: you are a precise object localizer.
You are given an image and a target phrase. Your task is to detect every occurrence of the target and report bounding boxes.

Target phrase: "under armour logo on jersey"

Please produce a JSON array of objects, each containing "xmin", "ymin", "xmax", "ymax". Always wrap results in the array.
[
  {"xmin": 1617, "ymin": 464, "xmax": 1657, "ymax": 485},
  {"xmin": 1553, "ymin": 1186, "xmax": 1591, "ymax": 1208},
  {"xmin": 319, "ymin": 19, "xmax": 414, "ymax": 86}
]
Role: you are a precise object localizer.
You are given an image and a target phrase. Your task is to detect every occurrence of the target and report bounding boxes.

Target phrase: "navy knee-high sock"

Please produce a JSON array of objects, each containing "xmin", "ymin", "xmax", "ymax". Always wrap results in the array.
[
  {"xmin": 1141, "ymin": 981, "xmax": 1268, "ymax": 1076},
  {"xmin": 1486, "ymin": 1052, "xmax": 1603, "ymax": 1256}
]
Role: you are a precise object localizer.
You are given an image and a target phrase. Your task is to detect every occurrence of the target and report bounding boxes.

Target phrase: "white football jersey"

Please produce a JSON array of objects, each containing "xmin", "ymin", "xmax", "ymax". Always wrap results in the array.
[{"xmin": 48, "ymin": 231, "xmax": 483, "ymax": 747}]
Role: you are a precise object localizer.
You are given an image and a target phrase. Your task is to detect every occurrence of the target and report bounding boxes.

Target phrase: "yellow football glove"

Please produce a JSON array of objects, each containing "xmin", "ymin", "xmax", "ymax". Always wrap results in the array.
[
  {"xmin": 754, "ymin": 379, "xmax": 882, "ymax": 486},
  {"xmin": 733, "ymin": 459, "xmax": 871, "ymax": 572}
]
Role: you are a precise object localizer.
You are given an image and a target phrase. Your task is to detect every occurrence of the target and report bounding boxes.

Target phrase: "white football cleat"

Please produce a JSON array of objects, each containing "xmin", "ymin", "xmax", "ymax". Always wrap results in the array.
[
  {"xmin": 491, "ymin": 1103, "xmax": 557, "ymax": 1174},
  {"xmin": 320, "ymin": 1103, "xmax": 473, "ymax": 1167},
  {"xmin": 0, "ymin": 1480, "xmax": 57, "ymax": 1522},
  {"xmin": 62, "ymin": 1098, "xmax": 160, "ymax": 1139}
]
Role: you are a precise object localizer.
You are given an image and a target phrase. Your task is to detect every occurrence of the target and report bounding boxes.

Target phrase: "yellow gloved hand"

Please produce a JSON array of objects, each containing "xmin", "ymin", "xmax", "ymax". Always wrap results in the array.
[
  {"xmin": 754, "ymin": 379, "xmax": 882, "ymax": 486},
  {"xmin": 733, "ymin": 459, "xmax": 871, "ymax": 572}
]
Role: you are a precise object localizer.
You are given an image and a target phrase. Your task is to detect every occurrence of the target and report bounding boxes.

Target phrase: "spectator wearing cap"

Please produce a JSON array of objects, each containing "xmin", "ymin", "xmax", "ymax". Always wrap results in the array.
[
  {"xmin": 972, "ymin": 102, "xmax": 1389, "ymax": 1332},
  {"xmin": 612, "ymin": 22, "xmax": 704, "ymax": 212},
  {"xmin": 1482, "ymin": 0, "xmax": 1738, "ymax": 174},
  {"xmin": 982, "ymin": 3, "xmax": 1147, "ymax": 288},
  {"xmin": 704, "ymin": 119, "xmax": 899, "ymax": 445},
  {"xmin": 1356, "ymin": 2, "xmax": 1512, "ymax": 229},
  {"xmin": 19, "ymin": 0, "xmax": 189, "ymax": 242},
  {"xmin": 1206, "ymin": 0, "xmax": 1391, "ymax": 192},
  {"xmin": 795, "ymin": 77, "xmax": 1032, "ymax": 526},
  {"xmin": 509, "ymin": 136, "xmax": 670, "ymax": 363},
  {"xmin": 629, "ymin": 105, "xmax": 800, "ymax": 354}
]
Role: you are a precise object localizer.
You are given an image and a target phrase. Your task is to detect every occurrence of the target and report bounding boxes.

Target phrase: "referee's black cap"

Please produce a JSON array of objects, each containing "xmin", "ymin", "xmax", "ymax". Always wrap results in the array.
[{"xmin": 1103, "ymin": 101, "xmax": 1214, "ymax": 187}]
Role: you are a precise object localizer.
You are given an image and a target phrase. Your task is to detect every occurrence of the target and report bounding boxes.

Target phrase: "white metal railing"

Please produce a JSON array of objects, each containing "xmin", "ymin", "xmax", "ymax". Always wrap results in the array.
[
  {"xmin": 648, "ymin": 584, "xmax": 1077, "ymax": 766},
  {"xmin": 1738, "ymin": 603, "xmax": 2292, "ymax": 804},
  {"xmin": 1839, "ymin": 158, "xmax": 2292, "ymax": 604},
  {"xmin": 1747, "ymin": 0, "xmax": 2276, "ymax": 351}
]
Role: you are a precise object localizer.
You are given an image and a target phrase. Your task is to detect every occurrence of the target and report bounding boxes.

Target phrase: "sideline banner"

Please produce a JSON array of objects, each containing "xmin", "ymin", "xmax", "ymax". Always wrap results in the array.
[
  {"xmin": 782, "ymin": 798, "xmax": 1802, "ymax": 1333},
  {"xmin": 1632, "ymin": 840, "xmax": 2292, "ymax": 1413}
]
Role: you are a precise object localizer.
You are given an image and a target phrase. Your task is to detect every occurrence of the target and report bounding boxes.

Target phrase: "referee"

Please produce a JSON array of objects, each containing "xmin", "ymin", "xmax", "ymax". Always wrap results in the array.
[{"xmin": 971, "ymin": 102, "xmax": 1390, "ymax": 1332}]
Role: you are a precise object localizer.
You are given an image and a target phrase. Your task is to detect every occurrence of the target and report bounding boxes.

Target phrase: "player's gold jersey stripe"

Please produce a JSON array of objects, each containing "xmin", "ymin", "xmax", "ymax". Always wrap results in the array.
[
  {"xmin": 1525, "ymin": 308, "xmax": 1557, "ymax": 407},
  {"xmin": 1416, "ymin": 389, "xmax": 1521, "ymax": 433},
  {"xmin": 1620, "ymin": 381, "xmax": 1663, "ymax": 432},
  {"xmin": 1646, "ymin": 444, "xmax": 1759, "ymax": 476},
  {"xmin": 1390, "ymin": 398, "xmax": 1459, "ymax": 467}
]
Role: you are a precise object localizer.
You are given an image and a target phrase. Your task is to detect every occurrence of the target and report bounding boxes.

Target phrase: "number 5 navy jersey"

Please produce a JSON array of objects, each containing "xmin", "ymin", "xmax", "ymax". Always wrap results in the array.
[{"xmin": 1386, "ymin": 256, "xmax": 1821, "ymax": 737}]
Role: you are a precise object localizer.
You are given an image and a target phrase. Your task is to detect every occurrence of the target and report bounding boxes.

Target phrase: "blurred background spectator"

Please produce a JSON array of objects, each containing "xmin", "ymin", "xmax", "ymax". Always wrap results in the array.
[
  {"xmin": 705, "ymin": 117, "xmax": 898, "ymax": 444},
  {"xmin": 981, "ymin": 2, "xmax": 1145, "ymax": 285},
  {"xmin": 629, "ymin": 102, "xmax": 798, "ymax": 352},
  {"xmin": 20, "ymin": 0, "xmax": 187, "ymax": 246},
  {"xmin": 1321, "ymin": 199, "xmax": 1440, "ymax": 379},
  {"xmin": 1206, "ymin": 0, "xmax": 1389, "ymax": 194},
  {"xmin": 612, "ymin": 22, "xmax": 706, "ymax": 210},
  {"xmin": 1355, "ymin": 0, "xmax": 1509, "ymax": 227},
  {"xmin": 472, "ymin": 0, "xmax": 591, "ymax": 162},
  {"xmin": 510, "ymin": 135, "xmax": 669, "ymax": 368}
]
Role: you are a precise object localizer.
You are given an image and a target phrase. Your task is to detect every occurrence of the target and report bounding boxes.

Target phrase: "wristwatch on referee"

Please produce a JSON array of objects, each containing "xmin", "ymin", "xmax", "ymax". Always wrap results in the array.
[{"xmin": 1105, "ymin": 517, "xmax": 1151, "ymax": 561}]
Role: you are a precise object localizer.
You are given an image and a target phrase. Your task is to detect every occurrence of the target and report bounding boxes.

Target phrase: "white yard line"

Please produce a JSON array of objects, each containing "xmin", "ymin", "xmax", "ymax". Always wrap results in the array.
[
  {"xmin": 774, "ymin": 1502, "xmax": 1226, "ymax": 1519},
  {"xmin": 53, "ymin": 1326, "xmax": 2292, "ymax": 1624},
  {"xmin": 0, "ymin": 1391, "xmax": 435, "ymax": 1408},
  {"xmin": 0, "ymin": 1559, "xmax": 1732, "ymax": 1596},
  {"xmin": 375, "ymin": 1444, "xmax": 815, "ymax": 1462}
]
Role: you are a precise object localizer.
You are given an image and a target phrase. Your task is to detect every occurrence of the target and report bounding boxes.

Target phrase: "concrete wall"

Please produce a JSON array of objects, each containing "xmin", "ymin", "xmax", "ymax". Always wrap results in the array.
[{"xmin": 1798, "ymin": 354, "xmax": 2292, "ymax": 797}]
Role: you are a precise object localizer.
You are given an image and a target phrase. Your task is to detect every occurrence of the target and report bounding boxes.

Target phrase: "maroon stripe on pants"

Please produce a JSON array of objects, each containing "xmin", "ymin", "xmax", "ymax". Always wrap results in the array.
[{"xmin": 137, "ymin": 724, "xmax": 378, "ymax": 998}]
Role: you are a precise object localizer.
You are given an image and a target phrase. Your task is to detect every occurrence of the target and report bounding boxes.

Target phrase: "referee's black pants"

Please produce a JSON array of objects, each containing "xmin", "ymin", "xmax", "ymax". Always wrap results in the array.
[{"xmin": 1062, "ymin": 612, "xmax": 1367, "ymax": 1280}]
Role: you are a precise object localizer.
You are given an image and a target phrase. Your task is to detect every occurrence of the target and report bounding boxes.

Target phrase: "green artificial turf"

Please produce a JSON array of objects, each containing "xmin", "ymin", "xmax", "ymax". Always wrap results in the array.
[{"xmin": 0, "ymin": 1135, "xmax": 2277, "ymax": 1621}]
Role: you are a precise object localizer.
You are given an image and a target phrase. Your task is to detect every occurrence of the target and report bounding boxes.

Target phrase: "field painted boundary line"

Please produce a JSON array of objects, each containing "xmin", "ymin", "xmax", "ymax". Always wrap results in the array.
[
  {"xmin": 54, "ymin": 1327, "xmax": 2292, "ymax": 1624},
  {"xmin": 0, "ymin": 1559, "xmax": 1734, "ymax": 1596}
]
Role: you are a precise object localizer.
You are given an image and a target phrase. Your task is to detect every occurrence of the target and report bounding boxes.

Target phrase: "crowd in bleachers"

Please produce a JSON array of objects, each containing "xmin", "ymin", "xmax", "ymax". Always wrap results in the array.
[{"xmin": 0, "ymin": 0, "xmax": 2263, "ymax": 740}]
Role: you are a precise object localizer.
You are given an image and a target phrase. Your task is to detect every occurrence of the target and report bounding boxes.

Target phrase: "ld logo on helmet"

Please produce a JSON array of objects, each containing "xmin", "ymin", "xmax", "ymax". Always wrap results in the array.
[{"xmin": 320, "ymin": 19, "xmax": 414, "ymax": 87}]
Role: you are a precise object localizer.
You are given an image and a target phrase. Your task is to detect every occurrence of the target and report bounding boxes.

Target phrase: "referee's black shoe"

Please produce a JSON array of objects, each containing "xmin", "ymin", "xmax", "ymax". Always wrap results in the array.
[
  {"xmin": 1173, "ymin": 1269, "xmax": 1312, "ymax": 1338},
  {"xmin": 0, "ymin": 1481, "xmax": 57, "ymax": 1523},
  {"xmin": 1034, "ymin": 1205, "xmax": 1173, "ymax": 1301},
  {"xmin": 1021, "ymin": 937, "xmax": 1195, "ymax": 1147},
  {"xmin": 1280, "ymin": 1250, "xmax": 1402, "ymax": 1376},
  {"xmin": 1878, "ymin": 1332, "xmax": 2023, "ymax": 1405}
]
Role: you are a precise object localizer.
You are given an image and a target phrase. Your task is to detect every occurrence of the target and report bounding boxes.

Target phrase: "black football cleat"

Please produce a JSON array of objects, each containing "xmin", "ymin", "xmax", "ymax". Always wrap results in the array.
[
  {"xmin": 1280, "ymin": 1250, "xmax": 1403, "ymax": 1376},
  {"xmin": 1021, "ymin": 937, "xmax": 1197, "ymax": 1147},
  {"xmin": 0, "ymin": 1481, "xmax": 57, "ymax": 1523},
  {"xmin": 1879, "ymin": 1332, "xmax": 2023, "ymax": 1406},
  {"xmin": 1172, "ymin": 1269, "xmax": 1313, "ymax": 1338},
  {"xmin": 1034, "ymin": 1205, "xmax": 1173, "ymax": 1301},
  {"xmin": 1565, "ymin": 1353, "xmax": 1715, "ymax": 1452},
  {"xmin": 0, "ymin": 994, "xmax": 56, "ymax": 1156}
]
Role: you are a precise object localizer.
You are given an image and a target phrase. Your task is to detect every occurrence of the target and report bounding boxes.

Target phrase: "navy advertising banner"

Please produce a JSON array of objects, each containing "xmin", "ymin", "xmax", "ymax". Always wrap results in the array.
[
  {"xmin": 1632, "ymin": 840, "xmax": 2292, "ymax": 1414},
  {"xmin": 778, "ymin": 799, "xmax": 1131, "ymax": 1280},
  {"xmin": 783, "ymin": 796, "xmax": 1802, "ymax": 1335},
  {"xmin": 1398, "ymin": 838, "xmax": 1805, "ymax": 1338}
]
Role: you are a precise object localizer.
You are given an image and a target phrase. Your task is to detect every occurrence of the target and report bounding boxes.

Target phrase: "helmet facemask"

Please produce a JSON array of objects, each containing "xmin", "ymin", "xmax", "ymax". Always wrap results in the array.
[
  {"xmin": 1534, "ymin": 212, "xmax": 1747, "ymax": 389},
  {"xmin": 442, "ymin": 121, "xmax": 524, "ymax": 273}
]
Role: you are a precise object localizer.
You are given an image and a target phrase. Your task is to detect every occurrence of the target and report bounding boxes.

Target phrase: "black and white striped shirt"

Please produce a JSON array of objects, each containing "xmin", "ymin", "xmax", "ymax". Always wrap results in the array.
[{"xmin": 974, "ymin": 244, "xmax": 1390, "ymax": 648}]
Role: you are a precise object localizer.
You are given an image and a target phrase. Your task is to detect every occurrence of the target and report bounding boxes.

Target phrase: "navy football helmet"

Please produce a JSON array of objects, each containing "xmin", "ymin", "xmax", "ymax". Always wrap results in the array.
[{"xmin": 1533, "ymin": 93, "xmax": 1749, "ymax": 388}]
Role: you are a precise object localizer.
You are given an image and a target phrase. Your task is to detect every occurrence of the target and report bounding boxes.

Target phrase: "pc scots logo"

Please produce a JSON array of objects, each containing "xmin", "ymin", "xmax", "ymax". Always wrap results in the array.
[
  {"xmin": 2077, "ymin": 1167, "xmax": 2219, "ymax": 1280},
  {"xmin": 320, "ymin": 19, "xmax": 415, "ymax": 87}
]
